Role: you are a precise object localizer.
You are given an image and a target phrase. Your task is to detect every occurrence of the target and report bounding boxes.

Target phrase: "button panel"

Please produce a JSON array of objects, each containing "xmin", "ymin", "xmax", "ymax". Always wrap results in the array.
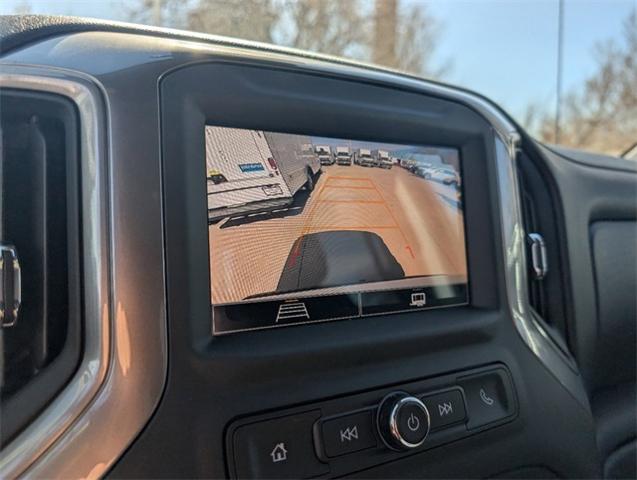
[{"xmin": 227, "ymin": 365, "xmax": 517, "ymax": 479}]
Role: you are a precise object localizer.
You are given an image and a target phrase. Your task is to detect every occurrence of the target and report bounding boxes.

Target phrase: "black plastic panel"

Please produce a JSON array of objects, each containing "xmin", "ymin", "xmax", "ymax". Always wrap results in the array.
[{"xmin": 590, "ymin": 221, "xmax": 636, "ymax": 388}]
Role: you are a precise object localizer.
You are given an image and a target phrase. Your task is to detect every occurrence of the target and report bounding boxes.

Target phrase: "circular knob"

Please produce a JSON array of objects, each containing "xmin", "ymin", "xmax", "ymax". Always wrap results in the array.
[{"xmin": 377, "ymin": 392, "xmax": 431, "ymax": 451}]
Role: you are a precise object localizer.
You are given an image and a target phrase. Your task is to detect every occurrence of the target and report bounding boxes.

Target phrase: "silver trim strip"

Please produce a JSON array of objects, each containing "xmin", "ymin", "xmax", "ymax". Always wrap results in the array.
[{"xmin": 0, "ymin": 66, "xmax": 167, "ymax": 479}]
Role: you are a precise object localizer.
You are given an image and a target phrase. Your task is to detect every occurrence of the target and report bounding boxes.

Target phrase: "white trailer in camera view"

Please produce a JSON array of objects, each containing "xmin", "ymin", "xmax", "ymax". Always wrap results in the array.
[{"xmin": 205, "ymin": 126, "xmax": 320, "ymax": 222}]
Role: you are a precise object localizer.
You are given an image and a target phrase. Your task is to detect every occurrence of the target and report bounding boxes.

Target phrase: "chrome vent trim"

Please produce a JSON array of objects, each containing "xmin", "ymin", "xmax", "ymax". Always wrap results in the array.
[
  {"xmin": 494, "ymin": 137, "xmax": 582, "ymax": 396},
  {"xmin": 0, "ymin": 66, "xmax": 167, "ymax": 479}
]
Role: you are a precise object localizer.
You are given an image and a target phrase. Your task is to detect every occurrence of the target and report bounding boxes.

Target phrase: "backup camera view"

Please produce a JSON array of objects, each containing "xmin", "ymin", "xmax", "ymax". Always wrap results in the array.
[{"xmin": 207, "ymin": 126, "xmax": 468, "ymax": 333}]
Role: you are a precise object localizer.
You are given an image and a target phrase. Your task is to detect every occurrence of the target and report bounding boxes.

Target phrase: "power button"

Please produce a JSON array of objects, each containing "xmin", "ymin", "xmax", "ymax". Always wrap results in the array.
[
  {"xmin": 397, "ymin": 402, "xmax": 429, "ymax": 445},
  {"xmin": 377, "ymin": 392, "xmax": 431, "ymax": 451}
]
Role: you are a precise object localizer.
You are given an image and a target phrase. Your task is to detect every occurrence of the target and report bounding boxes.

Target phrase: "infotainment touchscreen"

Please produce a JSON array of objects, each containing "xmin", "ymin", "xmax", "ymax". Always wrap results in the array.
[{"xmin": 206, "ymin": 126, "xmax": 468, "ymax": 334}]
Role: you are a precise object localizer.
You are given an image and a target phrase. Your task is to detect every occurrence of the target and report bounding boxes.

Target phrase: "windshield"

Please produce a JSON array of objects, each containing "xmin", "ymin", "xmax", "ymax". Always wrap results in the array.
[{"xmin": 6, "ymin": 0, "xmax": 635, "ymax": 158}]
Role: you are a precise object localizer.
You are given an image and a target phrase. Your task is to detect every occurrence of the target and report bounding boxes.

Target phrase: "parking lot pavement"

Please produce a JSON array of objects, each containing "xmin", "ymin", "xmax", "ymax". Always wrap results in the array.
[{"xmin": 210, "ymin": 165, "xmax": 467, "ymax": 305}]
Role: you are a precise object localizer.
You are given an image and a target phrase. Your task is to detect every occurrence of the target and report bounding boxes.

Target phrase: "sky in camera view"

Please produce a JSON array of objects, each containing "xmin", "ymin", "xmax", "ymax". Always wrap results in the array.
[{"xmin": 4, "ymin": 0, "xmax": 634, "ymax": 156}]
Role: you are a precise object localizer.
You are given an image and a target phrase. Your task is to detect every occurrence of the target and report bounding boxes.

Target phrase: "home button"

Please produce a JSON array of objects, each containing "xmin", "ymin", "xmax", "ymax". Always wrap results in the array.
[{"xmin": 233, "ymin": 411, "xmax": 329, "ymax": 479}]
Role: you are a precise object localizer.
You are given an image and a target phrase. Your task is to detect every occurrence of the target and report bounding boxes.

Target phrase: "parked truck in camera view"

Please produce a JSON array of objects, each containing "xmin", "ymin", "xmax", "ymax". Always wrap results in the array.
[
  {"xmin": 335, "ymin": 146, "xmax": 352, "ymax": 165},
  {"xmin": 206, "ymin": 126, "xmax": 320, "ymax": 222},
  {"xmin": 358, "ymin": 148, "xmax": 376, "ymax": 167},
  {"xmin": 376, "ymin": 149, "xmax": 392, "ymax": 169},
  {"xmin": 315, "ymin": 144, "xmax": 334, "ymax": 165}
]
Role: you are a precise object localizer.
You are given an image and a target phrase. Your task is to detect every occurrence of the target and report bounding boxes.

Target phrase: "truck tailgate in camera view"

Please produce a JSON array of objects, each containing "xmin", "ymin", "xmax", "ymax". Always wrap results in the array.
[{"xmin": 207, "ymin": 127, "xmax": 467, "ymax": 334}]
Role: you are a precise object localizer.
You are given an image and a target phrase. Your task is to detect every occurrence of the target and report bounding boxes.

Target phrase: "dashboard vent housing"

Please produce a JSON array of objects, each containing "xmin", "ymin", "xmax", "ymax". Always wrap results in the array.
[
  {"xmin": 517, "ymin": 149, "xmax": 571, "ymax": 356},
  {"xmin": 0, "ymin": 89, "xmax": 82, "ymax": 444}
]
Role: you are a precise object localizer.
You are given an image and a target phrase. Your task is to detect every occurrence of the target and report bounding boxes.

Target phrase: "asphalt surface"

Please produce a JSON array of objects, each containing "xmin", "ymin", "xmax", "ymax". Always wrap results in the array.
[{"xmin": 210, "ymin": 165, "xmax": 467, "ymax": 305}]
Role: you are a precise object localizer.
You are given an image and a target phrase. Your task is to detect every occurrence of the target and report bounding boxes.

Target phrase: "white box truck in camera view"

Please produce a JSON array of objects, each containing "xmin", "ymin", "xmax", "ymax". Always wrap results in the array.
[
  {"xmin": 358, "ymin": 148, "xmax": 375, "ymax": 167},
  {"xmin": 205, "ymin": 126, "xmax": 320, "ymax": 222},
  {"xmin": 376, "ymin": 149, "xmax": 392, "ymax": 169},
  {"xmin": 335, "ymin": 146, "xmax": 352, "ymax": 165},
  {"xmin": 315, "ymin": 145, "xmax": 334, "ymax": 165}
]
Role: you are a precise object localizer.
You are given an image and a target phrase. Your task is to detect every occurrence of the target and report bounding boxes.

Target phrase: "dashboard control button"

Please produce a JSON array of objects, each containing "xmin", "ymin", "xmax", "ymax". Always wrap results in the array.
[
  {"xmin": 321, "ymin": 410, "xmax": 377, "ymax": 457},
  {"xmin": 421, "ymin": 389, "xmax": 467, "ymax": 430},
  {"xmin": 377, "ymin": 392, "xmax": 430, "ymax": 451},
  {"xmin": 458, "ymin": 369, "xmax": 515, "ymax": 429},
  {"xmin": 233, "ymin": 411, "xmax": 328, "ymax": 479}
]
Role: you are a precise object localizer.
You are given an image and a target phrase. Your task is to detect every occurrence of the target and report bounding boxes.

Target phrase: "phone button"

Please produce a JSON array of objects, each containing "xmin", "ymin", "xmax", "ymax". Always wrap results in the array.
[{"xmin": 458, "ymin": 368, "xmax": 516, "ymax": 429}]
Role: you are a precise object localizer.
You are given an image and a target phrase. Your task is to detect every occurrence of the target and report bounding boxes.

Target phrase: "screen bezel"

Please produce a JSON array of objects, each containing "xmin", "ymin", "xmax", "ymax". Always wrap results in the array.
[{"xmin": 160, "ymin": 59, "xmax": 502, "ymax": 343}]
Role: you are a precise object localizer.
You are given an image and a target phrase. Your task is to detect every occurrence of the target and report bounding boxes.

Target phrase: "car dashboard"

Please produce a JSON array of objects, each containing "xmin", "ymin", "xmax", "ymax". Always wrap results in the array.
[{"xmin": 0, "ymin": 16, "xmax": 635, "ymax": 479}]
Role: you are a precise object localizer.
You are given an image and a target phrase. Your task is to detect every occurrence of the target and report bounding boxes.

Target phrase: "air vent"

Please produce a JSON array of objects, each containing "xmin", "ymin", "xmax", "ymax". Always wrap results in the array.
[
  {"xmin": 517, "ymin": 149, "xmax": 572, "ymax": 357},
  {"xmin": 0, "ymin": 89, "xmax": 81, "ymax": 444}
]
